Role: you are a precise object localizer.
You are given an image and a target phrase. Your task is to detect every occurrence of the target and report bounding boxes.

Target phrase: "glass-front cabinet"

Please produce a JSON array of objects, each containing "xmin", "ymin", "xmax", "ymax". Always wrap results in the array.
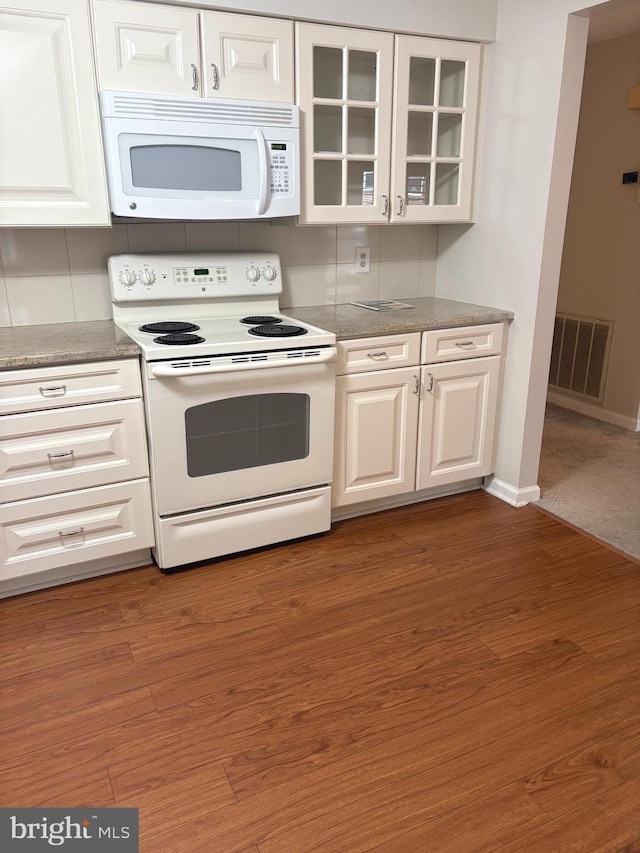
[
  {"xmin": 391, "ymin": 36, "xmax": 481, "ymax": 223},
  {"xmin": 296, "ymin": 24, "xmax": 481, "ymax": 224},
  {"xmin": 296, "ymin": 24, "xmax": 394, "ymax": 223}
]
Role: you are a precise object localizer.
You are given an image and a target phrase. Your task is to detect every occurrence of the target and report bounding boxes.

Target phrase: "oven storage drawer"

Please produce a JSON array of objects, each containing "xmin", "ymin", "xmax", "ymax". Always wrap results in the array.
[
  {"xmin": 154, "ymin": 486, "xmax": 331, "ymax": 569},
  {"xmin": 337, "ymin": 333, "xmax": 421, "ymax": 374},
  {"xmin": 0, "ymin": 479, "xmax": 154, "ymax": 581},
  {"xmin": 421, "ymin": 324, "xmax": 504, "ymax": 363},
  {"xmin": 0, "ymin": 399, "xmax": 149, "ymax": 503},
  {"xmin": 0, "ymin": 359, "xmax": 142, "ymax": 415}
]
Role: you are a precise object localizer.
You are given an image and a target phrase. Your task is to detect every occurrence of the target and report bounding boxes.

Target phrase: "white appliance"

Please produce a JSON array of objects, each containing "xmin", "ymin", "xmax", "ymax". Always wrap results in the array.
[
  {"xmin": 100, "ymin": 91, "xmax": 300, "ymax": 220},
  {"xmin": 109, "ymin": 252, "xmax": 336, "ymax": 571}
]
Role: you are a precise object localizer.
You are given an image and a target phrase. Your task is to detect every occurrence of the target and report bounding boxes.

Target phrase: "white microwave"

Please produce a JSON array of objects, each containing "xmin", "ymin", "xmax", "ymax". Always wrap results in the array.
[{"xmin": 99, "ymin": 91, "xmax": 300, "ymax": 220}]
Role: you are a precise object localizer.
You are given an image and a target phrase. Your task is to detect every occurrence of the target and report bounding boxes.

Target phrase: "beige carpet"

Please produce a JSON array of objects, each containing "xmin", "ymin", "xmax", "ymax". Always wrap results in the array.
[{"xmin": 536, "ymin": 403, "xmax": 640, "ymax": 561}]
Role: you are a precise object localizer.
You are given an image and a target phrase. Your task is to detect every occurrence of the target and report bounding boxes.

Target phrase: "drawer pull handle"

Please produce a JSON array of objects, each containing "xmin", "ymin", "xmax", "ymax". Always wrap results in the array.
[
  {"xmin": 47, "ymin": 450, "xmax": 74, "ymax": 461},
  {"xmin": 39, "ymin": 384, "xmax": 67, "ymax": 396},
  {"xmin": 367, "ymin": 351, "xmax": 389, "ymax": 361},
  {"xmin": 455, "ymin": 340, "xmax": 476, "ymax": 349},
  {"xmin": 59, "ymin": 527, "xmax": 84, "ymax": 538}
]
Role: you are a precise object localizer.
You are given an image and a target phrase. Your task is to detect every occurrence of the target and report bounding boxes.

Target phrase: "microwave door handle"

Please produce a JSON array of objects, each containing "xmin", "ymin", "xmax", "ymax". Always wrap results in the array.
[{"xmin": 255, "ymin": 128, "xmax": 269, "ymax": 216}]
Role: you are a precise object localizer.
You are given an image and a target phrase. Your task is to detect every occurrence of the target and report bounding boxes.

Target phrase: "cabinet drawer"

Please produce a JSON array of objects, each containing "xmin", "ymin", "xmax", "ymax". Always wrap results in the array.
[
  {"xmin": 421, "ymin": 324, "xmax": 504, "ymax": 363},
  {"xmin": 0, "ymin": 479, "xmax": 154, "ymax": 582},
  {"xmin": 0, "ymin": 399, "xmax": 149, "ymax": 503},
  {"xmin": 337, "ymin": 333, "xmax": 421, "ymax": 374},
  {"xmin": 0, "ymin": 359, "xmax": 142, "ymax": 415}
]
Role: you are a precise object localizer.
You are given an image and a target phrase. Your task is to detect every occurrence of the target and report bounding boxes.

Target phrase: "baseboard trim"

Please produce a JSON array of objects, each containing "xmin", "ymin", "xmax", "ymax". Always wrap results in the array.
[
  {"xmin": 547, "ymin": 391, "xmax": 640, "ymax": 432},
  {"xmin": 483, "ymin": 476, "xmax": 540, "ymax": 507}
]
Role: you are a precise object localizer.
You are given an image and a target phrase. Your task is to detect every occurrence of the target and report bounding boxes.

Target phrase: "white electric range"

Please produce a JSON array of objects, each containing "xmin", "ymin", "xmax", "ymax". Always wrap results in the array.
[{"xmin": 109, "ymin": 251, "xmax": 336, "ymax": 571}]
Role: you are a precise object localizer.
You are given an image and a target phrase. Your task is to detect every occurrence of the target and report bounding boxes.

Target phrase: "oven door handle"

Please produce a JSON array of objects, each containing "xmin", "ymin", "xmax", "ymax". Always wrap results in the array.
[
  {"xmin": 255, "ymin": 128, "xmax": 269, "ymax": 216},
  {"xmin": 149, "ymin": 349, "xmax": 336, "ymax": 378}
]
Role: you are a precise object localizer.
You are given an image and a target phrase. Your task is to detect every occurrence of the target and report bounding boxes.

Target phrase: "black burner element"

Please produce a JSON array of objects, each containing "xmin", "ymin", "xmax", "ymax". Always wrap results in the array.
[
  {"xmin": 240, "ymin": 316, "xmax": 282, "ymax": 325},
  {"xmin": 153, "ymin": 333, "xmax": 206, "ymax": 345},
  {"xmin": 248, "ymin": 324, "xmax": 308, "ymax": 338},
  {"xmin": 140, "ymin": 321, "xmax": 200, "ymax": 334}
]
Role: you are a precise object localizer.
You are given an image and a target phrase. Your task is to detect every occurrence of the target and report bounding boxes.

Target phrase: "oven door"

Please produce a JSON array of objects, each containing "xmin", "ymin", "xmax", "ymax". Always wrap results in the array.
[{"xmin": 142, "ymin": 349, "xmax": 336, "ymax": 516}]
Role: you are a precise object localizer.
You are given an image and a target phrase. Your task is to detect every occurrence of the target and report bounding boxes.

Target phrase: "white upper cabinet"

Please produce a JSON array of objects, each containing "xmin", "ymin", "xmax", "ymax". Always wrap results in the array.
[
  {"xmin": 200, "ymin": 11, "xmax": 293, "ymax": 103},
  {"xmin": 296, "ymin": 23, "xmax": 394, "ymax": 224},
  {"xmin": 92, "ymin": 0, "xmax": 201, "ymax": 97},
  {"xmin": 93, "ymin": 0, "xmax": 294, "ymax": 102},
  {"xmin": 296, "ymin": 23, "xmax": 481, "ymax": 224},
  {"xmin": 0, "ymin": 0, "xmax": 110, "ymax": 226},
  {"xmin": 391, "ymin": 36, "xmax": 481, "ymax": 223}
]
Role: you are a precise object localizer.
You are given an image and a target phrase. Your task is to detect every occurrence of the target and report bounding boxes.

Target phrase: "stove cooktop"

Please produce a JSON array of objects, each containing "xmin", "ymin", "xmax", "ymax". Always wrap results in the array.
[
  {"xmin": 117, "ymin": 313, "xmax": 334, "ymax": 360},
  {"xmin": 109, "ymin": 252, "xmax": 335, "ymax": 360}
]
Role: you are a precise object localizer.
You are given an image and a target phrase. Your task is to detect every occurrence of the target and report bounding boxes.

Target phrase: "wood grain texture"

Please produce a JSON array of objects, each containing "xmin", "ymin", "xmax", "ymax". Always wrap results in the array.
[{"xmin": 1, "ymin": 490, "xmax": 640, "ymax": 852}]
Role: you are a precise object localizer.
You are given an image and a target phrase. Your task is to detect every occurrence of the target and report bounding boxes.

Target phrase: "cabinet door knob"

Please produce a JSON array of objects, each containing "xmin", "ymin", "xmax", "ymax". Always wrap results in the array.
[
  {"xmin": 381, "ymin": 194, "xmax": 389, "ymax": 216},
  {"xmin": 396, "ymin": 195, "xmax": 405, "ymax": 216},
  {"xmin": 211, "ymin": 63, "xmax": 220, "ymax": 90},
  {"xmin": 413, "ymin": 374, "xmax": 420, "ymax": 395},
  {"xmin": 426, "ymin": 372, "xmax": 434, "ymax": 392},
  {"xmin": 191, "ymin": 63, "xmax": 199, "ymax": 91}
]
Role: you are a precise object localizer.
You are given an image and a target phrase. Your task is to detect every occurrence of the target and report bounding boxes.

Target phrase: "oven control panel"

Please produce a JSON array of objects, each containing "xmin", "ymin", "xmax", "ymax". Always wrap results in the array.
[{"xmin": 109, "ymin": 252, "xmax": 283, "ymax": 301}]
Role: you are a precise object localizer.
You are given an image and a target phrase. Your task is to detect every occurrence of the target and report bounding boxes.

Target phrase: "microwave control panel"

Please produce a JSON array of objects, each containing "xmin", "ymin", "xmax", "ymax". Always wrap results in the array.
[{"xmin": 269, "ymin": 143, "xmax": 293, "ymax": 196}]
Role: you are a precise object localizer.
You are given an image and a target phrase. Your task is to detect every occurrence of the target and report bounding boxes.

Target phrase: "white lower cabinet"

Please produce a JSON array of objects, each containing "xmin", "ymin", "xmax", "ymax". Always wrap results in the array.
[
  {"xmin": 333, "ymin": 324, "xmax": 505, "ymax": 510},
  {"xmin": 416, "ymin": 356, "xmax": 501, "ymax": 489},
  {"xmin": 0, "ymin": 359, "xmax": 153, "ymax": 594}
]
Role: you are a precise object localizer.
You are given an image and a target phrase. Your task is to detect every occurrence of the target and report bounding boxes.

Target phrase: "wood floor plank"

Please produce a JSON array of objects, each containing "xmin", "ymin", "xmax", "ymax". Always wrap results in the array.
[
  {"xmin": 365, "ymin": 782, "xmax": 547, "ymax": 853},
  {"xmin": 494, "ymin": 775, "xmax": 640, "ymax": 853},
  {"xmin": 2, "ymin": 492, "xmax": 640, "ymax": 851}
]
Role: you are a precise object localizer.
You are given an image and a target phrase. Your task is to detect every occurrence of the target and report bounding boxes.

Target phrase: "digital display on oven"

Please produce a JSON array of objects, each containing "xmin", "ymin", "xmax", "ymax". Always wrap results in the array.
[{"xmin": 193, "ymin": 268, "xmax": 209, "ymax": 276}]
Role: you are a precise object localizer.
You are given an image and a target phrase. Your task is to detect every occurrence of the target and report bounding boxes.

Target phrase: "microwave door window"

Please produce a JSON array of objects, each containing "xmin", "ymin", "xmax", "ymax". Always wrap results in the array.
[
  {"xmin": 130, "ymin": 144, "xmax": 241, "ymax": 191},
  {"xmin": 119, "ymin": 135, "xmax": 259, "ymax": 198}
]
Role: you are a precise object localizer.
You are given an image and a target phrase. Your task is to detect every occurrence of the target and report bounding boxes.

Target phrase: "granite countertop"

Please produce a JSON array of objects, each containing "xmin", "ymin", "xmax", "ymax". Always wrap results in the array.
[
  {"xmin": 289, "ymin": 297, "xmax": 514, "ymax": 339},
  {"xmin": 0, "ymin": 320, "xmax": 140, "ymax": 370},
  {"xmin": 0, "ymin": 298, "xmax": 513, "ymax": 371}
]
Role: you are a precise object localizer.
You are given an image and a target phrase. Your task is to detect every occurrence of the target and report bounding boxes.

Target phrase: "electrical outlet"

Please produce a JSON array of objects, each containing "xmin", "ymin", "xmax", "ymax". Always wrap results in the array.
[{"xmin": 356, "ymin": 246, "xmax": 371, "ymax": 274}]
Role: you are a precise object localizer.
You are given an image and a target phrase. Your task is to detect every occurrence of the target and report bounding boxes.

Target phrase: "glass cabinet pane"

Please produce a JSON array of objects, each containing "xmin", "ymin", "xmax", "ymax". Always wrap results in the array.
[
  {"xmin": 407, "ymin": 111, "xmax": 433, "ymax": 156},
  {"xmin": 347, "ymin": 161, "xmax": 374, "ymax": 205},
  {"xmin": 314, "ymin": 104, "xmax": 343, "ymax": 152},
  {"xmin": 348, "ymin": 50, "xmax": 377, "ymax": 101},
  {"xmin": 434, "ymin": 163, "xmax": 459, "ymax": 205},
  {"xmin": 436, "ymin": 113, "xmax": 462, "ymax": 157},
  {"xmin": 313, "ymin": 46, "xmax": 343, "ymax": 99},
  {"xmin": 408, "ymin": 57, "xmax": 435, "ymax": 106},
  {"xmin": 440, "ymin": 60, "xmax": 466, "ymax": 107},
  {"xmin": 314, "ymin": 160, "xmax": 342, "ymax": 205},
  {"xmin": 406, "ymin": 164, "xmax": 431, "ymax": 205},
  {"xmin": 347, "ymin": 107, "xmax": 375, "ymax": 154}
]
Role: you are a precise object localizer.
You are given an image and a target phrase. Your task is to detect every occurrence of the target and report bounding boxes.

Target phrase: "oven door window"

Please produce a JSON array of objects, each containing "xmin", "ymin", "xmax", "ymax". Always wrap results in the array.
[{"xmin": 185, "ymin": 393, "xmax": 310, "ymax": 477}]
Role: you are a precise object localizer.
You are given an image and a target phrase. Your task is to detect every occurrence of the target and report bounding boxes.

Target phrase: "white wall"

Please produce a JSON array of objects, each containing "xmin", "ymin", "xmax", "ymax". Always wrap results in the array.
[
  {"xmin": 436, "ymin": 0, "xmax": 600, "ymax": 505},
  {"xmin": 556, "ymin": 31, "xmax": 640, "ymax": 425},
  {"xmin": 158, "ymin": 0, "xmax": 499, "ymax": 42}
]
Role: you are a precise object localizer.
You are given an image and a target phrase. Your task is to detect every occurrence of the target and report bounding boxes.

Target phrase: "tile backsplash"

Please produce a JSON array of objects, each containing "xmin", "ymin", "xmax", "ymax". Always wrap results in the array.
[{"xmin": 0, "ymin": 222, "xmax": 438, "ymax": 327}]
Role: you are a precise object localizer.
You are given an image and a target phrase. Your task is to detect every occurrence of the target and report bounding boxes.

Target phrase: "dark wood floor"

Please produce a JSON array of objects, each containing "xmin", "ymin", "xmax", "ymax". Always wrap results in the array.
[{"xmin": 1, "ymin": 490, "xmax": 640, "ymax": 852}]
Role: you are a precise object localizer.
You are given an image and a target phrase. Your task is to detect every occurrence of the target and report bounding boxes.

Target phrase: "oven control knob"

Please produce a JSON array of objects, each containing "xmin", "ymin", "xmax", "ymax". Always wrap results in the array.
[
  {"xmin": 262, "ymin": 264, "xmax": 278, "ymax": 283},
  {"xmin": 139, "ymin": 270, "xmax": 156, "ymax": 286},
  {"xmin": 246, "ymin": 266, "xmax": 260, "ymax": 283},
  {"xmin": 119, "ymin": 270, "xmax": 136, "ymax": 287}
]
